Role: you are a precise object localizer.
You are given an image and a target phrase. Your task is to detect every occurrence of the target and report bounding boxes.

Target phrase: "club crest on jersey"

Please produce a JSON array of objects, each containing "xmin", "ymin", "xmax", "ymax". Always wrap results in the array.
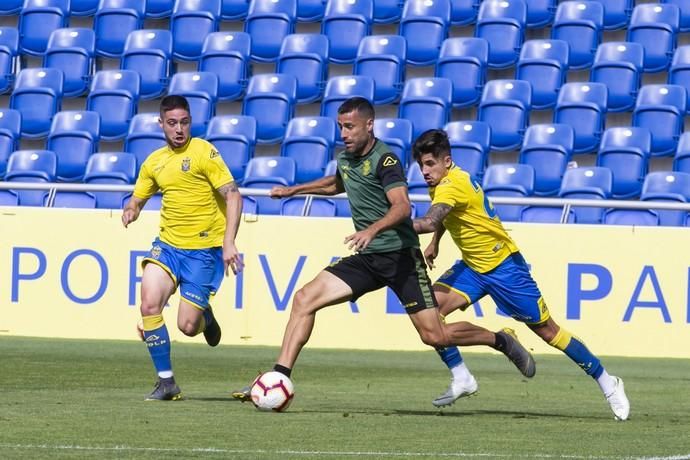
[
  {"xmin": 150, "ymin": 245, "xmax": 162, "ymax": 260},
  {"xmin": 383, "ymin": 156, "xmax": 398, "ymax": 167},
  {"xmin": 362, "ymin": 159, "xmax": 371, "ymax": 176},
  {"xmin": 181, "ymin": 157, "xmax": 191, "ymax": 172}
]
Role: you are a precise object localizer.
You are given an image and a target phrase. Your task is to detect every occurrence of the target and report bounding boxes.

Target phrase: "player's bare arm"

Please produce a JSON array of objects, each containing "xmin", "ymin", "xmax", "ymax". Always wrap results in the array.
[
  {"xmin": 345, "ymin": 186, "xmax": 410, "ymax": 252},
  {"xmin": 218, "ymin": 181, "xmax": 244, "ymax": 275},
  {"xmin": 270, "ymin": 174, "xmax": 344, "ymax": 198},
  {"xmin": 121, "ymin": 196, "xmax": 148, "ymax": 228},
  {"xmin": 413, "ymin": 203, "xmax": 453, "ymax": 234}
]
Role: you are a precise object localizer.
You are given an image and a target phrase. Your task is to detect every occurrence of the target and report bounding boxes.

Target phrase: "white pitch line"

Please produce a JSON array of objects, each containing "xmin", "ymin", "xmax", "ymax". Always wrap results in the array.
[{"xmin": 4, "ymin": 444, "xmax": 685, "ymax": 459}]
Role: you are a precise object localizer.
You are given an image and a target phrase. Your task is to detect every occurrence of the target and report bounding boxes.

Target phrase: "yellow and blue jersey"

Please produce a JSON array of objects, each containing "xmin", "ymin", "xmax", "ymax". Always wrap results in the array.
[
  {"xmin": 429, "ymin": 164, "xmax": 518, "ymax": 273},
  {"xmin": 133, "ymin": 138, "xmax": 233, "ymax": 249}
]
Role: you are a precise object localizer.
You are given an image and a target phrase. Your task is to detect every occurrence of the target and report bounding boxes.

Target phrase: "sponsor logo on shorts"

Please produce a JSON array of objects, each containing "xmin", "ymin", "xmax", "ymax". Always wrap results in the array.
[{"xmin": 184, "ymin": 291, "xmax": 204, "ymax": 302}]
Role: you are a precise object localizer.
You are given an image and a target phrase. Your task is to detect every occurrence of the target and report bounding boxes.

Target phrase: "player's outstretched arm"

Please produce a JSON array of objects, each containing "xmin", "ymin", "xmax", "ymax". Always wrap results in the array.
[
  {"xmin": 218, "ymin": 181, "xmax": 244, "ymax": 275},
  {"xmin": 270, "ymin": 175, "xmax": 344, "ymax": 199},
  {"xmin": 413, "ymin": 203, "xmax": 452, "ymax": 235},
  {"xmin": 122, "ymin": 196, "xmax": 147, "ymax": 228}
]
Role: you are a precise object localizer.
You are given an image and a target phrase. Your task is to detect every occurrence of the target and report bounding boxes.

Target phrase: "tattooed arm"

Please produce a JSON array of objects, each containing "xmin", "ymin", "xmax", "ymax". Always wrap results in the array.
[
  {"xmin": 217, "ymin": 181, "xmax": 244, "ymax": 275},
  {"xmin": 413, "ymin": 203, "xmax": 452, "ymax": 234}
]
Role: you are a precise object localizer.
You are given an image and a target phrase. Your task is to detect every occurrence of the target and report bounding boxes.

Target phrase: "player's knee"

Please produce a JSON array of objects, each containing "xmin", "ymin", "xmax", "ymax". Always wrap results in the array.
[
  {"xmin": 419, "ymin": 329, "xmax": 447, "ymax": 348},
  {"xmin": 178, "ymin": 320, "xmax": 198, "ymax": 337},
  {"xmin": 291, "ymin": 288, "xmax": 314, "ymax": 314},
  {"xmin": 140, "ymin": 300, "xmax": 162, "ymax": 317}
]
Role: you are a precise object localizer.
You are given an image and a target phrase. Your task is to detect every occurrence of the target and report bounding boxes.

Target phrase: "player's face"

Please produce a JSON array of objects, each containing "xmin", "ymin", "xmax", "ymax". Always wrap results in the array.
[
  {"xmin": 338, "ymin": 110, "xmax": 374, "ymax": 155},
  {"xmin": 160, "ymin": 108, "xmax": 192, "ymax": 149},
  {"xmin": 417, "ymin": 153, "xmax": 452, "ymax": 187}
]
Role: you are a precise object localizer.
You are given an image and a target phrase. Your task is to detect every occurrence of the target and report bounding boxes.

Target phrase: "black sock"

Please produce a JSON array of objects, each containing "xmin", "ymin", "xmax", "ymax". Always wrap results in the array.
[
  {"xmin": 493, "ymin": 332, "xmax": 508, "ymax": 351},
  {"xmin": 273, "ymin": 364, "xmax": 292, "ymax": 378}
]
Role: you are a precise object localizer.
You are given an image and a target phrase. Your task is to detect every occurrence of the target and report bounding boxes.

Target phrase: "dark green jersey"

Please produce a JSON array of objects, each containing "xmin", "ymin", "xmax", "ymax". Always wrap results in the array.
[{"xmin": 335, "ymin": 139, "xmax": 420, "ymax": 253}]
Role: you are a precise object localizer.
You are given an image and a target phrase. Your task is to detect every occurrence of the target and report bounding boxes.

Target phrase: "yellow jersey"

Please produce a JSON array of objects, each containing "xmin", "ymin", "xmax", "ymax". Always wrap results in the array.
[
  {"xmin": 133, "ymin": 138, "xmax": 234, "ymax": 249},
  {"xmin": 430, "ymin": 164, "xmax": 518, "ymax": 273}
]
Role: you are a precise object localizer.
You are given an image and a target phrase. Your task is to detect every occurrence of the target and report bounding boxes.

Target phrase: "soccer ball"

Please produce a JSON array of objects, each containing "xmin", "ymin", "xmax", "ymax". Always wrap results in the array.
[{"xmin": 250, "ymin": 371, "xmax": 295, "ymax": 412}]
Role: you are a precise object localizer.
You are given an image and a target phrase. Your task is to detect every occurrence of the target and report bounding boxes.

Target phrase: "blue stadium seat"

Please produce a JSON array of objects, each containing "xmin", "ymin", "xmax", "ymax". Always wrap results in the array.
[
  {"xmin": 482, "ymin": 163, "xmax": 535, "ymax": 222},
  {"xmin": 124, "ymin": 113, "xmax": 165, "ymax": 168},
  {"xmin": 354, "ymin": 35, "xmax": 406, "ymax": 105},
  {"xmin": 673, "ymin": 132, "xmax": 690, "ymax": 174},
  {"xmin": 590, "ymin": 42, "xmax": 643, "ymax": 112},
  {"xmin": 172, "ymin": 0, "xmax": 221, "ymax": 61},
  {"xmin": 246, "ymin": 0, "xmax": 297, "ymax": 62},
  {"xmin": 145, "ymin": 0, "xmax": 173, "ymax": 18},
  {"xmin": 298, "ymin": 0, "xmax": 326, "ymax": 22},
  {"xmin": 477, "ymin": 79, "xmax": 531, "ymax": 151},
  {"xmin": 520, "ymin": 205, "xmax": 573, "ymax": 224},
  {"xmin": 551, "ymin": 1, "xmax": 603, "ymax": 70},
  {"xmin": 3, "ymin": 150, "xmax": 56, "ymax": 206},
  {"xmin": 281, "ymin": 116, "xmax": 335, "ymax": 183},
  {"xmin": 94, "ymin": 0, "xmax": 146, "ymax": 58},
  {"xmin": 205, "ymin": 115, "xmax": 256, "ymax": 181},
  {"xmin": 86, "ymin": 70, "xmax": 140, "ymax": 141},
  {"xmin": 525, "ymin": 0, "xmax": 556, "ymax": 28},
  {"xmin": 276, "ymin": 34, "xmax": 329, "ymax": 104},
  {"xmin": 47, "ymin": 110, "xmax": 100, "ymax": 182},
  {"xmin": 627, "ymin": 3, "xmax": 680, "ymax": 73},
  {"xmin": 0, "ymin": 0, "xmax": 23, "ymax": 15},
  {"xmin": 222, "ymin": 0, "xmax": 250, "ymax": 20},
  {"xmin": 322, "ymin": 0, "xmax": 373, "ymax": 64},
  {"xmin": 71, "ymin": 0, "xmax": 99, "ymax": 16},
  {"xmin": 51, "ymin": 191, "xmax": 97, "ymax": 208},
  {"xmin": 242, "ymin": 73, "xmax": 297, "ymax": 144},
  {"xmin": 243, "ymin": 156, "xmax": 297, "ymax": 214},
  {"xmin": 475, "ymin": 0, "xmax": 526, "ymax": 69},
  {"xmin": 10, "ymin": 68, "xmax": 64, "ymax": 139},
  {"xmin": 167, "ymin": 71, "xmax": 219, "ymax": 138},
  {"xmin": 44, "ymin": 28, "xmax": 95, "ymax": 98},
  {"xmin": 603, "ymin": 208, "xmax": 659, "ymax": 226},
  {"xmin": 444, "ymin": 120, "xmax": 490, "ymax": 181},
  {"xmin": 668, "ymin": 45, "xmax": 690, "ymax": 114},
  {"xmin": 662, "ymin": 0, "xmax": 690, "ymax": 32},
  {"xmin": 399, "ymin": 77, "xmax": 453, "ymax": 142},
  {"xmin": 0, "ymin": 108, "xmax": 21, "ymax": 178},
  {"xmin": 632, "ymin": 84, "xmax": 686, "ymax": 156},
  {"xmin": 18, "ymin": 0, "xmax": 70, "ymax": 56},
  {"xmin": 374, "ymin": 118, "xmax": 412, "ymax": 169},
  {"xmin": 320, "ymin": 75, "xmax": 375, "ymax": 145},
  {"xmin": 596, "ymin": 126, "xmax": 651, "ymax": 198},
  {"xmin": 515, "ymin": 39, "xmax": 569, "ymax": 109},
  {"xmin": 596, "ymin": 0, "xmax": 633, "ymax": 30},
  {"xmin": 519, "ymin": 123, "xmax": 574, "ymax": 196},
  {"xmin": 400, "ymin": 0, "xmax": 450, "ymax": 66},
  {"xmin": 281, "ymin": 197, "xmax": 337, "ymax": 216},
  {"xmin": 374, "ymin": 0, "xmax": 402, "ymax": 24},
  {"xmin": 435, "ymin": 37, "xmax": 488, "ymax": 108},
  {"xmin": 553, "ymin": 82, "xmax": 607, "ymax": 153},
  {"xmin": 640, "ymin": 171, "xmax": 690, "ymax": 226},
  {"xmin": 406, "ymin": 162, "xmax": 430, "ymax": 216},
  {"xmin": 0, "ymin": 27, "xmax": 19, "ymax": 95},
  {"xmin": 84, "ymin": 152, "xmax": 137, "ymax": 208},
  {"xmin": 121, "ymin": 30, "xmax": 172, "ymax": 100},
  {"xmin": 559, "ymin": 166, "xmax": 612, "ymax": 224},
  {"xmin": 199, "ymin": 31, "xmax": 250, "ymax": 101}
]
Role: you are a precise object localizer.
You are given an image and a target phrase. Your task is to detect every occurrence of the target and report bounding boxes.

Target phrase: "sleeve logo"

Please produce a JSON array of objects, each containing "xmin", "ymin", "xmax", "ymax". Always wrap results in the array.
[
  {"xmin": 210, "ymin": 149, "xmax": 220, "ymax": 159},
  {"xmin": 382, "ymin": 156, "xmax": 398, "ymax": 167}
]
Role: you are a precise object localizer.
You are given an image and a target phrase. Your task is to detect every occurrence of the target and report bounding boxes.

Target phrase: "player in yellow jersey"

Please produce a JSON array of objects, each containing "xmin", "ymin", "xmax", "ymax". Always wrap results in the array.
[
  {"xmin": 122, "ymin": 95, "xmax": 244, "ymax": 401},
  {"xmin": 411, "ymin": 129, "xmax": 630, "ymax": 421}
]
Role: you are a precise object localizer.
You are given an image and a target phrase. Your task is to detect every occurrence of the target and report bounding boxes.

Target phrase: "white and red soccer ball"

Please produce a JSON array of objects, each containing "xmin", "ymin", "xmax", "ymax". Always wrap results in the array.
[{"xmin": 250, "ymin": 371, "xmax": 295, "ymax": 412}]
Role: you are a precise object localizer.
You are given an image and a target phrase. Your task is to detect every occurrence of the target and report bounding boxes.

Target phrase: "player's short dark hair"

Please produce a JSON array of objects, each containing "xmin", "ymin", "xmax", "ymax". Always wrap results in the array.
[
  {"xmin": 337, "ymin": 97, "xmax": 375, "ymax": 120},
  {"xmin": 159, "ymin": 95, "xmax": 190, "ymax": 116},
  {"xmin": 412, "ymin": 129, "xmax": 451, "ymax": 162}
]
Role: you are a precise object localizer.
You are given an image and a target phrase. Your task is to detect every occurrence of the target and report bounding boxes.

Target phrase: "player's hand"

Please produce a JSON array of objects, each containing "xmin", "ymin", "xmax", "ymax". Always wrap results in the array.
[
  {"xmin": 270, "ymin": 186, "xmax": 294, "ymax": 199},
  {"xmin": 223, "ymin": 243, "xmax": 244, "ymax": 275},
  {"xmin": 344, "ymin": 229, "xmax": 376, "ymax": 252},
  {"xmin": 121, "ymin": 208, "xmax": 138, "ymax": 228},
  {"xmin": 424, "ymin": 243, "xmax": 439, "ymax": 270}
]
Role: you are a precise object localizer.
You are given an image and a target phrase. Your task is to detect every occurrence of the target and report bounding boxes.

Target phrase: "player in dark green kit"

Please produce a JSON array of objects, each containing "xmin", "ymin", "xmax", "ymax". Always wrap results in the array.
[{"xmin": 233, "ymin": 97, "xmax": 534, "ymax": 400}]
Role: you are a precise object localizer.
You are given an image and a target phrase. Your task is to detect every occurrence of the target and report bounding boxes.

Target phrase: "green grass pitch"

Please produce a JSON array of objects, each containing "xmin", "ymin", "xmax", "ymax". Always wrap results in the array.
[{"xmin": 1, "ymin": 336, "xmax": 689, "ymax": 459}]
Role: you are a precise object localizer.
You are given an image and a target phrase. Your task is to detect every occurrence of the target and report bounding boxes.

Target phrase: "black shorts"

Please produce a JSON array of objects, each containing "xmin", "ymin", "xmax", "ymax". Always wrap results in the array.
[{"xmin": 324, "ymin": 248, "xmax": 437, "ymax": 314}]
